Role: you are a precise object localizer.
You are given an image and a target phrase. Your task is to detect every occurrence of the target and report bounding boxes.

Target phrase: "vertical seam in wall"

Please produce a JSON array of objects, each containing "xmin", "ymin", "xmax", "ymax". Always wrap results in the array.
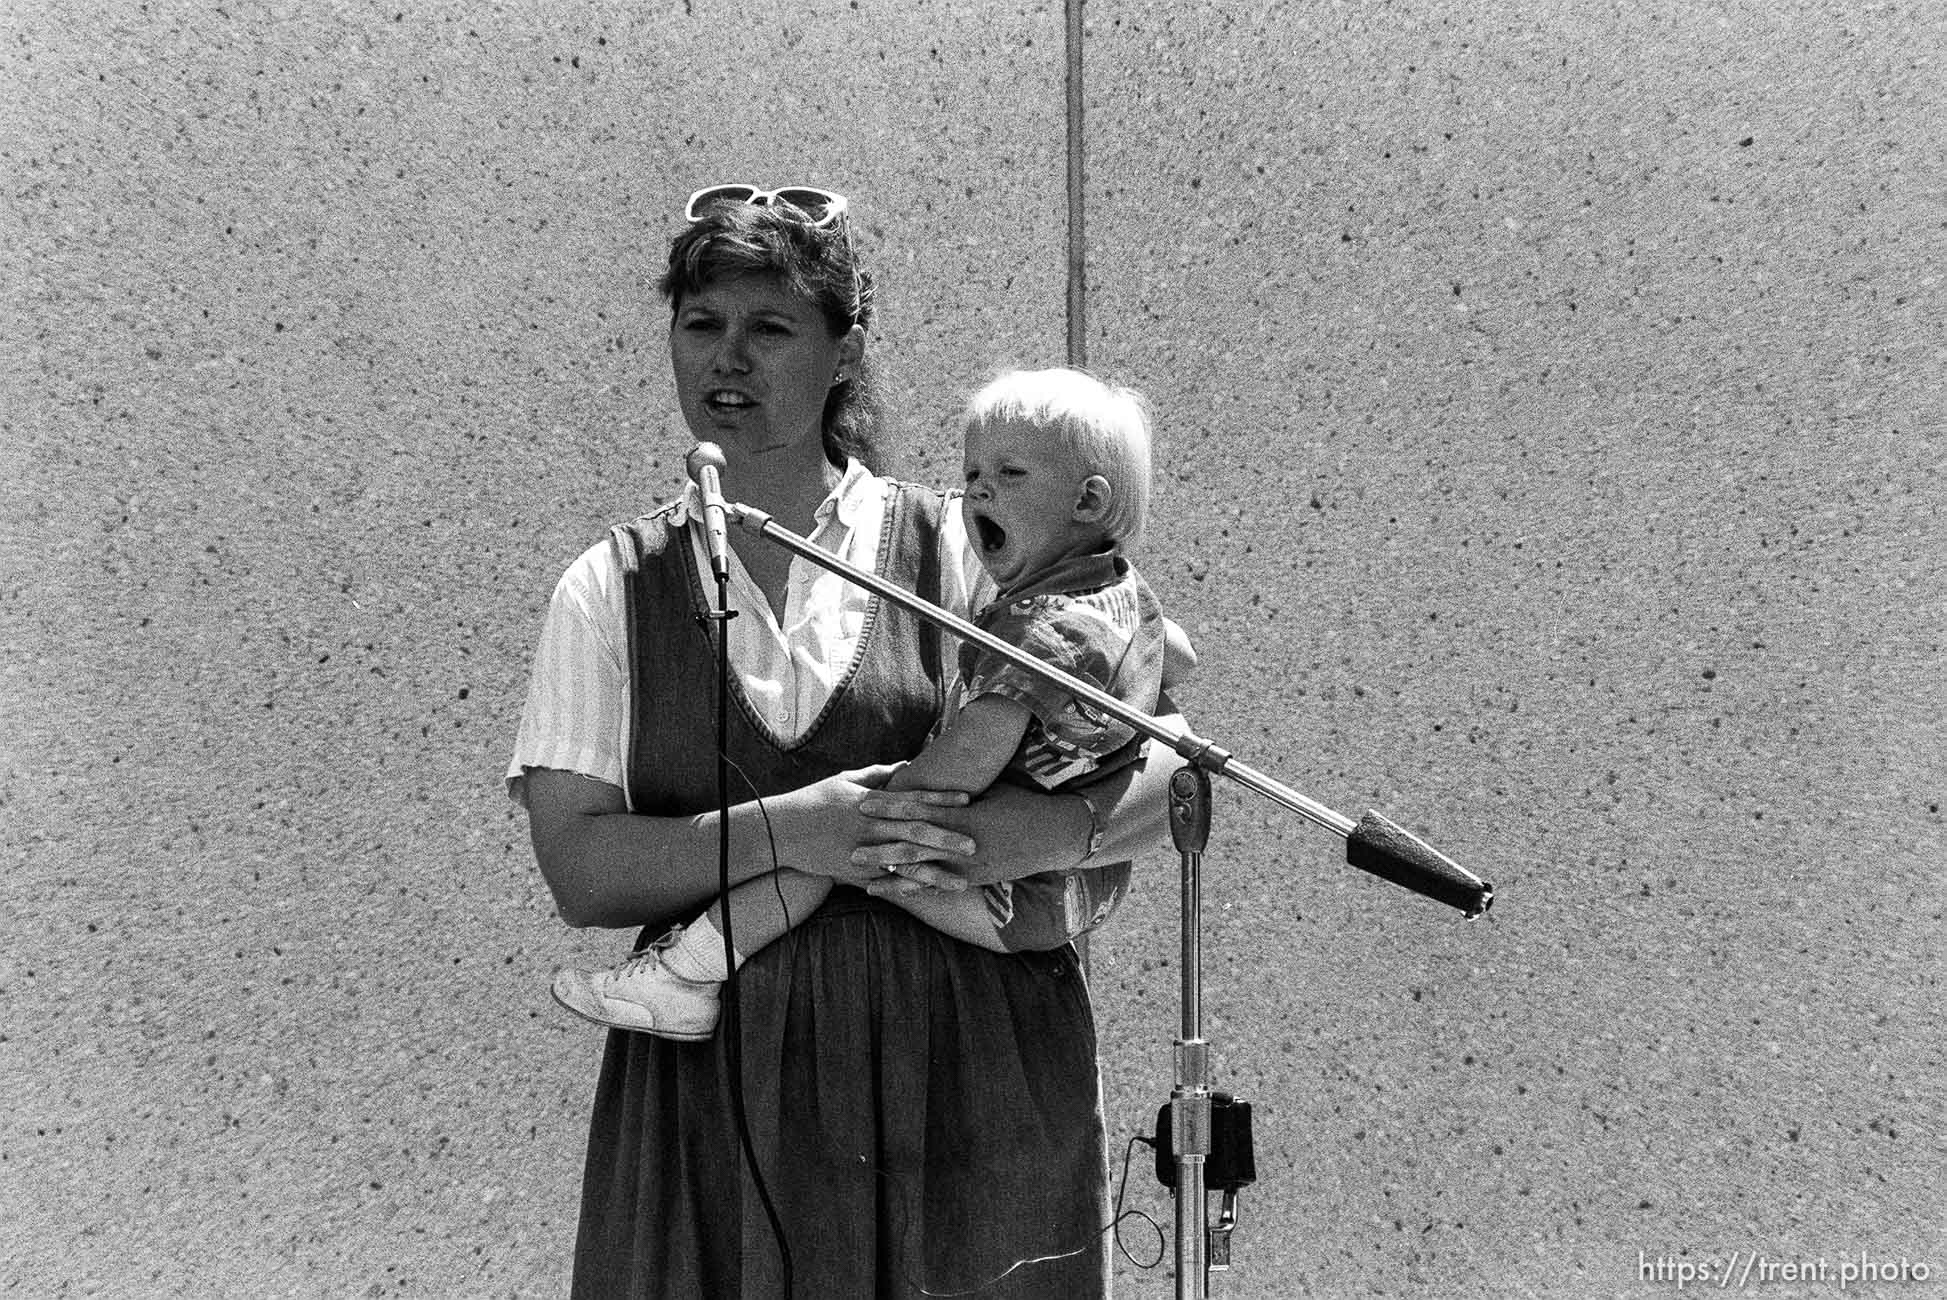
[
  {"xmin": 1066, "ymin": 0, "xmax": 1087, "ymax": 370},
  {"xmin": 1067, "ymin": 0, "xmax": 1091, "ymax": 977}
]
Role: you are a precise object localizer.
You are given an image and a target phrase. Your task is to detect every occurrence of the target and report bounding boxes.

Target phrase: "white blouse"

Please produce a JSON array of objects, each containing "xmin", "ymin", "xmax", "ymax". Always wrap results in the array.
[{"xmin": 505, "ymin": 461, "xmax": 990, "ymax": 810}]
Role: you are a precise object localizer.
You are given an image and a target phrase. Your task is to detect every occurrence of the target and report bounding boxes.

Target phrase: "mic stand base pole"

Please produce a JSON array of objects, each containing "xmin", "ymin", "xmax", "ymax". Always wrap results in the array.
[{"xmin": 1170, "ymin": 768, "xmax": 1214, "ymax": 1300}]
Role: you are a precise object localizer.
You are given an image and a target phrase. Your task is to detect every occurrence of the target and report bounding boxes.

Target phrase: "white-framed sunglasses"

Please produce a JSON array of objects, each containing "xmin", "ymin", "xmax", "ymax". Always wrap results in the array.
[{"xmin": 684, "ymin": 184, "xmax": 850, "ymax": 229}]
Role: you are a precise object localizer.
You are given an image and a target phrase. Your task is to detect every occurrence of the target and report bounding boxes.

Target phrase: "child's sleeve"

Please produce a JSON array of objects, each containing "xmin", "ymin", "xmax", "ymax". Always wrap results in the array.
[
  {"xmin": 959, "ymin": 595, "xmax": 1145, "ymax": 789},
  {"xmin": 983, "ymin": 862, "xmax": 1134, "ymax": 952}
]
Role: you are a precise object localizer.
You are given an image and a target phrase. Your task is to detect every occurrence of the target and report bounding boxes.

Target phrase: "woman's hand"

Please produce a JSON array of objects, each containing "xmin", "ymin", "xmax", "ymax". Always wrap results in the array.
[
  {"xmin": 849, "ymin": 717, "xmax": 1192, "ymax": 897},
  {"xmin": 850, "ymin": 780, "xmax": 990, "ymax": 896},
  {"xmin": 776, "ymin": 765, "xmax": 975, "ymax": 892},
  {"xmin": 851, "ymin": 780, "xmax": 1094, "ymax": 892}
]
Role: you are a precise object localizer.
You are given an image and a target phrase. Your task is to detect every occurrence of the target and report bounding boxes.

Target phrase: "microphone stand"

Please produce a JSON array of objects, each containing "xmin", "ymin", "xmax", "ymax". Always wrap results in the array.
[
  {"xmin": 1168, "ymin": 766, "xmax": 1214, "ymax": 1295},
  {"xmin": 725, "ymin": 501, "xmax": 1493, "ymax": 1298}
]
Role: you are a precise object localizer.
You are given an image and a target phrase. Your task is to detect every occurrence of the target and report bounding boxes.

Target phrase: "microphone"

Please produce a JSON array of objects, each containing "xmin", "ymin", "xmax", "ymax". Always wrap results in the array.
[{"xmin": 685, "ymin": 441, "xmax": 732, "ymax": 582}]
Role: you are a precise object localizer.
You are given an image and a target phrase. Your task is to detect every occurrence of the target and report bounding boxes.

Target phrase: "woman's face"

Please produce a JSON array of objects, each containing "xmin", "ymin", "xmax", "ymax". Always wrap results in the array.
[{"xmin": 669, "ymin": 275, "xmax": 862, "ymax": 461}]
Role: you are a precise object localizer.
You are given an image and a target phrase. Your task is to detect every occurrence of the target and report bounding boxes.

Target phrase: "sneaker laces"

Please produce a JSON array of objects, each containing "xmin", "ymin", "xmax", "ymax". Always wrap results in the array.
[{"xmin": 616, "ymin": 927, "xmax": 683, "ymax": 979}]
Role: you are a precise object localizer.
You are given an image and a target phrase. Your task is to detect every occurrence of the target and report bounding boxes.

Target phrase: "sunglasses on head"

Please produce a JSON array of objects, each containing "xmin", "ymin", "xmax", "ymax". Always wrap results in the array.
[{"xmin": 684, "ymin": 184, "xmax": 850, "ymax": 229}]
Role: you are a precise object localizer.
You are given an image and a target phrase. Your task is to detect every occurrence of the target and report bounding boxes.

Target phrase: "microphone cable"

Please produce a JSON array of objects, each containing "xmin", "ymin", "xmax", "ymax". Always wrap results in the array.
[{"xmin": 703, "ymin": 566, "xmax": 795, "ymax": 1297}]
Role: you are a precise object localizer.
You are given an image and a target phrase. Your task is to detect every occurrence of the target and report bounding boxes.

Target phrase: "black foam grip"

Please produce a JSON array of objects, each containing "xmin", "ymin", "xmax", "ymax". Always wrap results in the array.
[{"xmin": 1345, "ymin": 811, "xmax": 1495, "ymax": 917}]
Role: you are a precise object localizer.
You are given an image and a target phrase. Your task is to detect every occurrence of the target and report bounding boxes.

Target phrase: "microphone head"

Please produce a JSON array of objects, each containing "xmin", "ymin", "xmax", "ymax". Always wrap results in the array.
[{"xmin": 685, "ymin": 441, "xmax": 727, "ymax": 483}]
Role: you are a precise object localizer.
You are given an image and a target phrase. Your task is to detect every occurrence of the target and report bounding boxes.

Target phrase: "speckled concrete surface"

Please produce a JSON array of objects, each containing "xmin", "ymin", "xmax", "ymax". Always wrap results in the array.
[{"xmin": 4, "ymin": 2, "xmax": 1940, "ymax": 1298}]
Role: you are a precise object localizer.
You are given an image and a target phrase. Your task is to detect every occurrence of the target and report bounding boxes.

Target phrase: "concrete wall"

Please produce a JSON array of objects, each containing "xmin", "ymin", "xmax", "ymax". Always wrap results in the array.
[{"xmin": 6, "ymin": 2, "xmax": 1940, "ymax": 1296}]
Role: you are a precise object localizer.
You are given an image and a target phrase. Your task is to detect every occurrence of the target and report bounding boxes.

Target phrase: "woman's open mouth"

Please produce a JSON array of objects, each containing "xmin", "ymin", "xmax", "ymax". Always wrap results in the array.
[{"xmin": 704, "ymin": 389, "xmax": 756, "ymax": 415}]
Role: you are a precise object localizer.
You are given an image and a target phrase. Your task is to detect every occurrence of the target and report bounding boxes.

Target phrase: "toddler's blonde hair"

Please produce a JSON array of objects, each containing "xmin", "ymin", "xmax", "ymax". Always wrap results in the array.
[{"xmin": 965, "ymin": 367, "xmax": 1153, "ymax": 548}]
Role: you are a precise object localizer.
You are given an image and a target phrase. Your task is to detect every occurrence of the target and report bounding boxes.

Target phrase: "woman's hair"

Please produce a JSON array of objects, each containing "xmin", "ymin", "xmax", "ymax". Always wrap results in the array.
[
  {"xmin": 658, "ymin": 201, "xmax": 888, "ymax": 473},
  {"xmin": 966, "ymin": 367, "xmax": 1154, "ymax": 549}
]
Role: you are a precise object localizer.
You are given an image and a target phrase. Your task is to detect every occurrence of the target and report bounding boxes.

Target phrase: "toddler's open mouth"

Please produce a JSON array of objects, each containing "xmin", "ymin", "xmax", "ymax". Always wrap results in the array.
[{"xmin": 972, "ymin": 513, "xmax": 1007, "ymax": 553}]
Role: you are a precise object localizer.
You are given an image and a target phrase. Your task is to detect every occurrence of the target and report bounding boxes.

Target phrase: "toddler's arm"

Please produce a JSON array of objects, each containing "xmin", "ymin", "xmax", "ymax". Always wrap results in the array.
[
  {"xmin": 886, "ymin": 694, "xmax": 1031, "ymax": 796},
  {"xmin": 882, "ymin": 695, "xmax": 1032, "ymax": 950}
]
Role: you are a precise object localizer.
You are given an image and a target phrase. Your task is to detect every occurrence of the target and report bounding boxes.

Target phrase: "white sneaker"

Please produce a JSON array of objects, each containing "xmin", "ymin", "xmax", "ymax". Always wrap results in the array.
[{"xmin": 550, "ymin": 927, "xmax": 721, "ymax": 1040}]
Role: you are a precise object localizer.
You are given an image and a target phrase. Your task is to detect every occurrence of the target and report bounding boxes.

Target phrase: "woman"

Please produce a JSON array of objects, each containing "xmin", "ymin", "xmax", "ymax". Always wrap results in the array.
[{"xmin": 507, "ymin": 184, "xmax": 1187, "ymax": 1298}]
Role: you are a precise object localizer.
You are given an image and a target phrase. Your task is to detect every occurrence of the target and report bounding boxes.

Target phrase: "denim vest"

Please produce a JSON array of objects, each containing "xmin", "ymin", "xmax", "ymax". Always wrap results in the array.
[{"xmin": 609, "ymin": 480, "xmax": 951, "ymax": 835}]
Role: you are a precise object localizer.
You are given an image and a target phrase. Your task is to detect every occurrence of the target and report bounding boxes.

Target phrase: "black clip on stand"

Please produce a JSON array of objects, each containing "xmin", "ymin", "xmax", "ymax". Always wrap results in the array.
[{"xmin": 721, "ymin": 501, "xmax": 1495, "ymax": 1299}]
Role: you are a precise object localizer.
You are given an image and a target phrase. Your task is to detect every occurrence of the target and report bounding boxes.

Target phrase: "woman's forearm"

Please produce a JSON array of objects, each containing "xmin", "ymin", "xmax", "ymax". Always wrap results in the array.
[
  {"xmin": 527, "ymin": 762, "xmax": 980, "ymax": 930},
  {"xmin": 525, "ymin": 768, "xmax": 791, "ymax": 930},
  {"xmin": 1072, "ymin": 722, "xmax": 1189, "ymax": 867},
  {"xmin": 885, "ymin": 886, "xmax": 1013, "ymax": 951}
]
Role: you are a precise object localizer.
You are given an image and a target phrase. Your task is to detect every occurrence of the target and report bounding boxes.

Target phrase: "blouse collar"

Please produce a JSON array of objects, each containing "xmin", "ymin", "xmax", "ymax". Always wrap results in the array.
[
  {"xmin": 816, "ymin": 457, "xmax": 877, "ymax": 532},
  {"xmin": 673, "ymin": 456, "xmax": 876, "ymax": 533}
]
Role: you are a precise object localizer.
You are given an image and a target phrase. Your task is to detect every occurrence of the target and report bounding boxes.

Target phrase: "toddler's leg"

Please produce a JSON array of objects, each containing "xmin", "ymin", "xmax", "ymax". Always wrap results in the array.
[
  {"xmin": 669, "ymin": 868, "xmax": 834, "ymax": 981},
  {"xmin": 551, "ymin": 870, "xmax": 831, "ymax": 1039}
]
